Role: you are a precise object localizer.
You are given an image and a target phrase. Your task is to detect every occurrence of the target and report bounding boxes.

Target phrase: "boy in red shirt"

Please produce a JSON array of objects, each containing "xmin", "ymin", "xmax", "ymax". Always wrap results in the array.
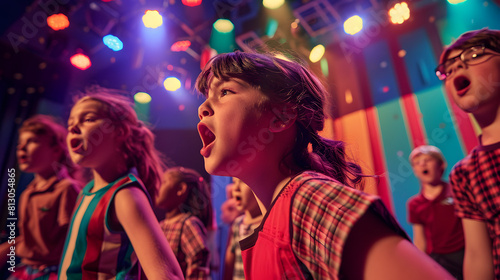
[
  {"xmin": 407, "ymin": 145, "xmax": 464, "ymax": 280},
  {"xmin": 435, "ymin": 28, "xmax": 500, "ymax": 280}
]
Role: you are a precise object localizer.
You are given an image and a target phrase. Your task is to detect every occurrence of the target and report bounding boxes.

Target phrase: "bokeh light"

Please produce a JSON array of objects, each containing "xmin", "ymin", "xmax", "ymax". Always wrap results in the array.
[
  {"xmin": 47, "ymin": 14, "xmax": 69, "ymax": 31},
  {"xmin": 163, "ymin": 77, "xmax": 182, "ymax": 91},
  {"xmin": 344, "ymin": 15, "xmax": 363, "ymax": 35},
  {"xmin": 134, "ymin": 92, "xmax": 152, "ymax": 104},
  {"xmin": 103, "ymin": 35, "xmax": 123, "ymax": 51},
  {"xmin": 70, "ymin": 54, "xmax": 91, "ymax": 70},
  {"xmin": 309, "ymin": 44, "xmax": 325, "ymax": 63},
  {"xmin": 142, "ymin": 10, "xmax": 163, "ymax": 28}
]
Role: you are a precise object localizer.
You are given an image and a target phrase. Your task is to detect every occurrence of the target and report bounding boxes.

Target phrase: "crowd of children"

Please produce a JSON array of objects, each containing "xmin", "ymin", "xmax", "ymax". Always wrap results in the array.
[{"xmin": 0, "ymin": 27, "xmax": 499, "ymax": 280}]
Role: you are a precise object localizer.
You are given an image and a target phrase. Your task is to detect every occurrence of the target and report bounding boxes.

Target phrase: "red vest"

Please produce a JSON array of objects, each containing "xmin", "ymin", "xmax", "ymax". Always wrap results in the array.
[{"xmin": 240, "ymin": 179, "xmax": 309, "ymax": 280}]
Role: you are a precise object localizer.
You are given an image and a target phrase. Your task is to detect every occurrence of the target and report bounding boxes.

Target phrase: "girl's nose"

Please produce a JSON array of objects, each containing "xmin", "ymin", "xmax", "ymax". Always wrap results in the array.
[
  {"xmin": 68, "ymin": 123, "xmax": 81, "ymax": 134},
  {"xmin": 198, "ymin": 100, "xmax": 213, "ymax": 120}
]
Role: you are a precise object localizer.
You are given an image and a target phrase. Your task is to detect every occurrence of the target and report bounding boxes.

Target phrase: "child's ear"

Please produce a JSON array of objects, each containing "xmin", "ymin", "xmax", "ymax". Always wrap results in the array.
[
  {"xmin": 115, "ymin": 126, "xmax": 129, "ymax": 141},
  {"xmin": 177, "ymin": 182, "xmax": 188, "ymax": 197},
  {"xmin": 270, "ymin": 106, "xmax": 297, "ymax": 132}
]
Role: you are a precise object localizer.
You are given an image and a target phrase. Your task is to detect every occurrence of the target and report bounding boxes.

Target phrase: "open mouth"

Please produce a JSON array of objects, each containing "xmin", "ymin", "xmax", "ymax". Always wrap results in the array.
[
  {"xmin": 197, "ymin": 123, "xmax": 215, "ymax": 151},
  {"xmin": 454, "ymin": 75, "xmax": 471, "ymax": 94},
  {"xmin": 17, "ymin": 155, "xmax": 28, "ymax": 164},
  {"xmin": 422, "ymin": 170, "xmax": 429, "ymax": 175},
  {"xmin": 69, "ymin": 138, "xmax": 83, "ymax": 152}
]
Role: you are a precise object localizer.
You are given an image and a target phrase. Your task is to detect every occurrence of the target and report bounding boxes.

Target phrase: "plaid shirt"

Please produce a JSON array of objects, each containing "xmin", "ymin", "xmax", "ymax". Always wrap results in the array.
[
  {"xmin": 449, "ymin": 140, "xmax": 500, "ymax": 278},
  {"xmin": 230, "ymin": 215, "xmax": 261, "ymax": 280},
  {"xmin": 241, "ymin": 171, "xmax": 407, "ymax": 279},
  {"xmin": 160, "ymin": 213, "xmax": 211, "ymax": 280}
]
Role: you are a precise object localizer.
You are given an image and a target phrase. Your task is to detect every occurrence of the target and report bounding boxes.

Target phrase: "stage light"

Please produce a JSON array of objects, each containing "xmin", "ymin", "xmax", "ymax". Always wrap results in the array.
[
  {"xmin": 163, "ymin": 77, "xmax": 181, "ymax": 91},
  {"xmin": 389, "ymin": 2, "xmax": 410, "ymax": 24},
  {"xmin": 182, "ymin": 0, "xmax": 202, "ymax": 6},
  {"xmin": 320, "ymin": 57, "xmax": 329, "ymax": 77},
  {"xmin": 266, "ymin": 19, "xmax": 278, "ymax": 37},
  {"xmin": 142, "ymin": 10, "xmax": 163, "ymax": 28},
  {"xmin": 200, "ymin": 47, "xmax": 217, "ymax": 69},
  {"xmin": 213, "ymin": 19, "xmax": 234, "ymax": 33},
  {"xmin": 210, "ymin": 19, "xmax": 236, "ymax": 53},
  {"xmin": 103, "ymin": 35, "xmax": 123, "ymax": 51},
  {"xmin": 47, "ymin": 14, "xmax": 69, "ymax": 31},
  {"xmin": 263, "ymin": 0, "xmax": 285, "ymax": 9},
  {"xmin": 345, "ymin": 89, "xmax": 353, "ymax": 104},
  {"xmin": 134, "ymin": 92, "xmax": 152, "ymax": 104},
  {"xmin": 309, "ymin": 44, "xmax": 325, "ymax": 63},
  {"xmin": 344, "ymin": 15, "xmax": 363, "ymax": 35},
  {"xmin": 70, "ymin": 53, "xmax": 91, "ymax": 70},
  {"xmin": 447, "ymin": 0, "xmax": 467, "ymax": 3},
  {"xmin": 171, "ymin": 40, "xmax": 192, "ymax": 52}
]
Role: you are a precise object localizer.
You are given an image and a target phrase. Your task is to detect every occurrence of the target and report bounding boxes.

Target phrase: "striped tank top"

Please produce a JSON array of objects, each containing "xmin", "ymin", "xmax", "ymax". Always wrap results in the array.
[{"xmin": 59, "ymin": 173, "xmax": 149, "ymax": 280}]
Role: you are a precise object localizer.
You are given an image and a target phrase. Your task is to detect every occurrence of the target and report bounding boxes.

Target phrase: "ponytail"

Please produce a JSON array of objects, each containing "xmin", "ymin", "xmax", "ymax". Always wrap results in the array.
[
  {"xmin": 291, "ymin": 122, "xmax": 363, "ymax": 188},
  {"xmin": 310, "ymin": 135, "xmax": 363, "ymax": 188}
]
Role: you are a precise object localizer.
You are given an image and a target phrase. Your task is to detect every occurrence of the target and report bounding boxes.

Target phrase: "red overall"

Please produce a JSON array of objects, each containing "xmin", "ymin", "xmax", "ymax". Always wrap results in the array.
[{"xmin": 240, "ymin": 178, "xmax": 308, "ymax": 280}]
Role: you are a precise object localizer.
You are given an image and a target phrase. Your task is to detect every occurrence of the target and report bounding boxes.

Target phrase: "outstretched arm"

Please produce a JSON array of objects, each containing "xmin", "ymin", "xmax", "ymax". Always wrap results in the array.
[
  {"xmin": 411, "ymin": 224, "xmax": 426, "ymax": 253},
  {"xmin": 461, "ymin": 218, "xmax": 494, "ymax": 280},
  {"xmin": 340, "ymin": 210, "xmax": 454, "ymax": 280},
  {"xmin": 114, "ymin": 187, "xmax": 184, "ymax": 280}
]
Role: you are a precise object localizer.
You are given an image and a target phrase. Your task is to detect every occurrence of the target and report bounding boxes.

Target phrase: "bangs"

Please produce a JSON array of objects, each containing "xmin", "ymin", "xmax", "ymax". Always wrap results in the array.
[{"xmin": 196, "ymin": 52, "xmax": 276, "ymax": 96}]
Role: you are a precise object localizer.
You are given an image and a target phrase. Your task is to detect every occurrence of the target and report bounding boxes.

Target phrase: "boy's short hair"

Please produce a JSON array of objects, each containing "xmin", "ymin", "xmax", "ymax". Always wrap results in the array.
[
  {"xmin": 409, "ymin": 145, "xmax": 446, "ymax": 169},
  {"xmin": 439, "ymin": 28, "xmax": 500, "ymax": 64}
]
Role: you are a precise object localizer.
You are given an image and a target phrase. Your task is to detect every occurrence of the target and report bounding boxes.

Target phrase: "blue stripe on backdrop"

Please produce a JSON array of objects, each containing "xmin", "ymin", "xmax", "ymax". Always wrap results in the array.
[
  {"xmin": 398, "ymin": 28, "xmax": 465, "ymax": 175},
  {"xmin": 363, "ymin": 40, "xmax": 400, "ymax": 106},
  {"xmin": 363, "ymin": 40, "xmax": 418, "ymax": 238},
  {"xmin": 373, "ymin": 100, "xmax": 418, "ymax": 238},
  {"xmin": 398, "ymin": 28, "xmax": 441, "ymax": 92}
]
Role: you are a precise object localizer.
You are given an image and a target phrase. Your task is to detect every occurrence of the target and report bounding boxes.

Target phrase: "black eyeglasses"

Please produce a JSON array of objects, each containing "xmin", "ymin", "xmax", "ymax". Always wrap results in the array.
[{"xmin": 435, "ymin": 45, "xmax": 500, "ymax": 80}]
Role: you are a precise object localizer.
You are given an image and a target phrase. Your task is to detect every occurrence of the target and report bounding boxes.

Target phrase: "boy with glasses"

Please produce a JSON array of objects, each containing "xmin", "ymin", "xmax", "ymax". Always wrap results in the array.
[{"xmin": 435, "ymin": 28, "xmax": 500, "ymax": 280}]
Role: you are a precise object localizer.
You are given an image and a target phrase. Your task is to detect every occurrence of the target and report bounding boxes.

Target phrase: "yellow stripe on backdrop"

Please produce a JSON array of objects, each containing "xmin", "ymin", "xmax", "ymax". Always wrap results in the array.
[{"xmin": 321, "ymin": 111, "xmax": 378, "ymax": 196}]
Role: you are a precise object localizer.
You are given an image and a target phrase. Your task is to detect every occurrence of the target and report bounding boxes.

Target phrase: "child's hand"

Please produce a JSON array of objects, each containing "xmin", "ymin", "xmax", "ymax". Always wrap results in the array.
[{"xmin": 221, "ymin": 198, "xmax": 241, "ymax": 224}]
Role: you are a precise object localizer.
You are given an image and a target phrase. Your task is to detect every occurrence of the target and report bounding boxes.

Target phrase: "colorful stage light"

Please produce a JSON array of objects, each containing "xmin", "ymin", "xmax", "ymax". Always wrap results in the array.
[
  {"xmin": 309, "ymin": 44, "xmax": 325, "ymax": 63},
  {"xmin": 171, "ymin": 40, "xmax": 192, "ymax": 52},
  {"xmin": 142, "ymin": 10, "xmax": 163, "ymax": 28},
  {"xmin": 134, "ymin": 92, "xmax": 152, "ymax": 104},
  {"xmin": 47, "ymin": 14, "xmax": 69, "ymax": 31},
  {"xmin": 213, "ymin": 19, "xmax": 234, "ymax": 33},
  {"xmin": 263, "ymin": 0, "xmax": 285, "ymax": 9},
  {"xmin": 163, "ymin": 77, "xmax": 181, "ymax": 91},
  {"xmin": 447, "ymin": 0, "xmax": 467, "ymax": 3},
  {"xmin": 200, "ymin": 47, "xmax": 217, "ymax": 69},
  {"xmin": 103, "ymin": 35, "xmax": 123, "ymax": 51},
  {"xmin": 344, "ymin": 15, "xmax": 363, "ymax": 35},
  {"xmin": 182, "ymin": 0, "xmax": 202, "ymax": 7},
  {"xmin": 266, "ymin": 18, "xmax": 278, "ymax": 37},
  {"xmin": 389, "ymin": 2, "xmax": 410, "ymax": 24},
  {"xmin": 210, "ymin": 19, "xmax": 235, "ymax": 54},
  {"xmin": 70, "ymin": 53, "xmax": 91, "ymax": 70}
]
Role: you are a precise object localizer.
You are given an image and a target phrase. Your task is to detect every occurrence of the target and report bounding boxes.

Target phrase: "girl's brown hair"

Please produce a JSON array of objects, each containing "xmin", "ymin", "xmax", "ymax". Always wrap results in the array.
[
  {"xmin": 196, "ymin": 52, "xmax": 363, "ymax": 188},
  {"xmin": 73, "ymin": 86, "xmax": 165, "ymax": 198},
  {"xmin": 165, "ymin": 167, "xmax": 214, "ymax": 228}
]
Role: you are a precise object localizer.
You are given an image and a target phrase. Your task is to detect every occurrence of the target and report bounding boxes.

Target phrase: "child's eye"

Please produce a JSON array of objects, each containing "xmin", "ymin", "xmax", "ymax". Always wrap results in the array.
[
  {"xmin": 221, "ymin": 89, "xmax": 233, "ymax": 97},
  {"xmin": 83, "ymin": 117, "xmax": 96, "ymax": 123}
]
